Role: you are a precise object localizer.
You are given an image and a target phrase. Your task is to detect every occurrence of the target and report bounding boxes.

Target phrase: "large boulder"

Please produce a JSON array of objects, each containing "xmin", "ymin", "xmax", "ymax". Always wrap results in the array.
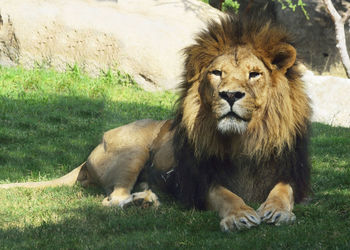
[
  {"xmin": 238, "ymin": 0, "xmax": 350, "ymax": 77},
  {"xmin": 303, "ymin": 71, "xmax": 350, "ymax": 128},
  {"xmin": 0, "ymin": 0, "xmax": 221, "ymax": 90}
]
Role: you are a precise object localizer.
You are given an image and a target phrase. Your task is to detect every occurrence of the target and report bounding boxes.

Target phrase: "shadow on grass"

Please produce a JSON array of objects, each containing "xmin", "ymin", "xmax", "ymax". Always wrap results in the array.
[
  {"xmin": 311, "ymin": 123, "xmax": 350, "ymax": 158},
  {"xmin": 309, "ymin": 123, "xmax": 350, "ymax": 195},
  {"xmin": 1, "ymin": 98, "xmax": 350, "ymax": 248},
  {"xmin": 0, "ymin": 201, "xmax": 209, "ymax": 249},
  {"xmin": 1, "ymin": 198, "xmax": 349, "ymax": 249},
  {"xmin": 0, "ymin": 95, "xmax": 172, "ymax": 181}
]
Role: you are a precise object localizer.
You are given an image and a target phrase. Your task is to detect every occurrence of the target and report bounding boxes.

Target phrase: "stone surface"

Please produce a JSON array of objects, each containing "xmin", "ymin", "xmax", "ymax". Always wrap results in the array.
[
  {"xmin": 275, "ymin": 0, "xmax": 350, "ymax": 77},
  {"xmin": 239, "ymin": 0, "xmax": 350, "ymax": 77},
  {"xmin": 303, "ymin": 71, "xmax": 350, "ymax": 128},
  {"xmin": 0, "ymin": 0, "xmax": 221, "ymax": 90}
]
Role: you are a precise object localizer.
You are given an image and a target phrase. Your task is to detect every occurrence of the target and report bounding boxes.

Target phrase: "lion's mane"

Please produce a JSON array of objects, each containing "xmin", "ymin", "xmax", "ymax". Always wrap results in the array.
[{"xmin": 167, "ymin": 15, "xmax": 311, "ymax": 209}]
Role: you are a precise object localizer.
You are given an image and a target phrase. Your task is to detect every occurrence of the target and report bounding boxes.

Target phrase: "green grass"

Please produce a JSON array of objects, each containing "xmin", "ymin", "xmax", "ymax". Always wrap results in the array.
[{"xmin": 0, "ymin": 66, "xmax": 349, "ymax": 249}]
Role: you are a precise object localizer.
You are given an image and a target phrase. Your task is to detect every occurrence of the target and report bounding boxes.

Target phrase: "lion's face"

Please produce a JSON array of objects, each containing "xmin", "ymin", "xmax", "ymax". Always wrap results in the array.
[
  {"xmin": 199, "ymin": 46, "xmax": 270, "ymax": 135},
  {"xmin": 177, "ymin": 16, "xmax": 310, "ymax": 159}
]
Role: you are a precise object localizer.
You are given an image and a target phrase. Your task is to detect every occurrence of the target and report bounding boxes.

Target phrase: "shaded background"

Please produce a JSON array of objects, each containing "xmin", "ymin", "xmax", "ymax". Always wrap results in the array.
[{"xmin": 236, "ymin": 0, "xmax": 350, "ymax": 76}]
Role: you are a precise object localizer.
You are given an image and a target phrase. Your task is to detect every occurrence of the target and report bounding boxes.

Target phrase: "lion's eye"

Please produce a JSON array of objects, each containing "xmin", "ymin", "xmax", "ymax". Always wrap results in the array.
[
  {"xmin": 211, "ymin": 70, "xmax": 222, "ymax": 77},
  {"xmin": 249, "ymin": 72, "xmax": 261, "ymax": 79}
]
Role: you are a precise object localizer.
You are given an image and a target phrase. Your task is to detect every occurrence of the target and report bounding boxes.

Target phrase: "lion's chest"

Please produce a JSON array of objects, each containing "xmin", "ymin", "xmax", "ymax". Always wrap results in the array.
[{"xmin": 213, "ymin": 159, "xmax": 280, "ymax": 203}]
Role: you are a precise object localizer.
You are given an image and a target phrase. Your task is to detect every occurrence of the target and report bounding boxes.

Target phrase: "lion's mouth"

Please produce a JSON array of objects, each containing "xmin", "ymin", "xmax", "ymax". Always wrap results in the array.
[{"xmin": 220, "ymin": 111, "xmax": 249, "ymax": 122}]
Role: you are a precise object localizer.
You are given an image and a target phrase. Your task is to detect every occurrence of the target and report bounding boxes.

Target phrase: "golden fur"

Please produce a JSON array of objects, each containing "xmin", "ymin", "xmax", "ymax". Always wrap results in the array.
[{"xmin": 0, "ymin": 15, "xmax": 311, "ymax": 231}]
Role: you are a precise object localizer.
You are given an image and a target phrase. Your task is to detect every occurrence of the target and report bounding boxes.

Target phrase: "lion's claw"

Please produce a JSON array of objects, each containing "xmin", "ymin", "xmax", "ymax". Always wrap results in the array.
[
  {"xmin": 248, "ymin": 213, "xmax": 261, "ymax": 225},
  {"xmin": 269, "ymin": 211, "xmax": 296, "ymax": 226},
  {"xmin": 257, "ymin": 202, "xmax": 296, "ymax": 226},
  {"xmin": 220, "ymin": 209, "xmax": 260, "ymax": 231}
]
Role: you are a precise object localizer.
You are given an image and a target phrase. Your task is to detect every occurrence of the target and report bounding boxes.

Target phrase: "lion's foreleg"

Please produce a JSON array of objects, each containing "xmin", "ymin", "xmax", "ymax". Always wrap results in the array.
[
  {"xmin": 257, "ymin": 182, "xmax": 296, "ymax": 225},
  {"xmin": 207, "ymin": 185, "xmax": 260, "ymax": 231}
]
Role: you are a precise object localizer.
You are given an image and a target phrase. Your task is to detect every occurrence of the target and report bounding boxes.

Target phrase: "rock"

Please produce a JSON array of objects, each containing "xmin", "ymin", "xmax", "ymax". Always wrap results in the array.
[
  {"xmin": 275, "ymin": 0, "xmax": 350, "ymax": 77},
  {"xmin": 1, "ymin": 0, "xmax": 349, "ymax": 128},
  {"xmin": 0, "ymin": 0, "xmax": 221, "ymax": 90},
  {"xmin": 239, "ymin": 0, "xmax": 350, "ymax": 77},
  {"xmin": 303, "ymin": 70, "xmax": 350, "ymax": 128}
]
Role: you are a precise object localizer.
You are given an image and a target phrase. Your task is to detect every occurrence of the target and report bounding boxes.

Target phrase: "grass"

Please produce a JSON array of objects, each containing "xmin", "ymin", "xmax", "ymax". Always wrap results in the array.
[{"xmin": 0, "ymin": 66, "xmax": 349, "ymax": 249}]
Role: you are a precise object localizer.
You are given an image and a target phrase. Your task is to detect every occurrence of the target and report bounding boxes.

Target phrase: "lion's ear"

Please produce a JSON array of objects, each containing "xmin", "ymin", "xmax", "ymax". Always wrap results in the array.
[{"xmin": 270, "ymin": 43, "xmax": 296, "ymax": 73}]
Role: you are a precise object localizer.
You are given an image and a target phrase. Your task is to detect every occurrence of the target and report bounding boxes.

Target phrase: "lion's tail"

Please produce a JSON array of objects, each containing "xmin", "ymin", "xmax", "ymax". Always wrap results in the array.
[{"xmin": 0, "ymin": 162, "xmax": 87, "ymax": 189}]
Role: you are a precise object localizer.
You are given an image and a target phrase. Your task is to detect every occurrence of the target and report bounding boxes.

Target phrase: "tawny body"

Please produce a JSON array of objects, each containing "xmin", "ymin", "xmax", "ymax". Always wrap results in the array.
[
  {"xmin": 0, "ymin": 119, "xmax": 174, "ymax": 206},
  {"xmin": 0, "ymin": 117, "xmax": 299, "ymax": 230}
]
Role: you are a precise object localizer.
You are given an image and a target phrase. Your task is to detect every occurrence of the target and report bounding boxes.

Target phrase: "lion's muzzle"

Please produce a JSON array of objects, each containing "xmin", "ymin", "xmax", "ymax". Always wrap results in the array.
[{"xmin": 219, "ymin": 91, "xmax": 245, "ymax": 107}]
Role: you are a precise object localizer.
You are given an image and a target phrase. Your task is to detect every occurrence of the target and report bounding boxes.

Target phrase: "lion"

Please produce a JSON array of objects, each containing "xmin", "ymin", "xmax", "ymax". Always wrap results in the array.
[{"xmin": 0, "ymin": 15, "xmax": 311, "ymax": 231}]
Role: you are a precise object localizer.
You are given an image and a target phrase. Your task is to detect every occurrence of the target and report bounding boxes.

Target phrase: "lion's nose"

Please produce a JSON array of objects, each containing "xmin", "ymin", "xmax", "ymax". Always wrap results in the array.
[{"xmin": 219, "ymin": 91, "xmax": 245, "ymax": 106}]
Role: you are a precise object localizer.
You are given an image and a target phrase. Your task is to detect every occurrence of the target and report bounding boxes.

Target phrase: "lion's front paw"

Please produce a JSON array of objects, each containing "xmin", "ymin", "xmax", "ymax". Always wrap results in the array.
[
  {"xmin": 220, "ymin": 205, "xmax": 261, "ymax": 231},
  {"xmin": 257, "ymin": 199, "xmax": 296, "ymax": 226}
]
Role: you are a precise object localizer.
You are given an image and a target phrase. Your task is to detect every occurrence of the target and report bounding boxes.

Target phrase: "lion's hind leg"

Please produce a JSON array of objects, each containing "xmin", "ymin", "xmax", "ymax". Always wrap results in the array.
[
  {"xmin": 97, "ymin": 147, "xmax": 160, "ymax": 209},
  {"xmin": 87, "ymin": 119, "xmax": 168, "ymax": 209}
]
